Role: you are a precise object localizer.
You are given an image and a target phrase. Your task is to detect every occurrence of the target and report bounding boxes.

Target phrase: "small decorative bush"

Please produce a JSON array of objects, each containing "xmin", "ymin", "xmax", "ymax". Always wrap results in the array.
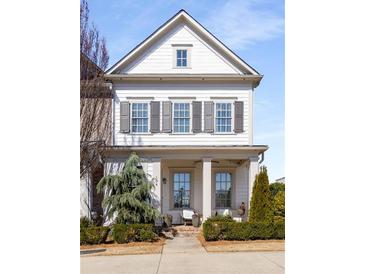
[
  {"xmin": 80, "ymin": 226, "xmax": 110, "ymax": 245},
  {"xmin": 80, "ymin": 216, "xmax": 92, "ymax": 229},
  {"xmin": 112, "ymin": 224, "xmax": 157, "ymax": 243},
  {"xmin": 203, "ymin": 220, "xmax": 285, "ymax": 241}
]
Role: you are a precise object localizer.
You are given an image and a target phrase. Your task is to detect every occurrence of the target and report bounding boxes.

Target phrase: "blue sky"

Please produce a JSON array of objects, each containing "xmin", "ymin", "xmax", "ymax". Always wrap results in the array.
[{"xmin": 87, "ymin": 0, "xmax": 284, "ymax": 182}]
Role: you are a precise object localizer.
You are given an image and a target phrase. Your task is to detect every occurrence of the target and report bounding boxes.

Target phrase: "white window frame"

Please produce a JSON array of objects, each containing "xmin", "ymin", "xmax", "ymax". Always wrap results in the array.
[
  {"xmin": 130, "ymin": 101, "xmax": 150, "ymax": 134},
  {"xmin": 172, "ymin": 101, "xmax": 192, "ymax": 134},
  {"xmin": 172, "ymin": 45, "xmax": 192, "ymax": 69},
  {"xmin": 214, "ymin": 101, "xmax": 234, "ymax": 134}
]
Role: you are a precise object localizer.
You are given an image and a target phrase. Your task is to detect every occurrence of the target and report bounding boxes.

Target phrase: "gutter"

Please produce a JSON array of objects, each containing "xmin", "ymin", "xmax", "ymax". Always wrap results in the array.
[
  {"xmin": 104, "ymin": 74, "xmax": 262, "ymax": 86},
  {"xmin": 103, "ymin": 145, "xmax": 268, "ymax": 152}
]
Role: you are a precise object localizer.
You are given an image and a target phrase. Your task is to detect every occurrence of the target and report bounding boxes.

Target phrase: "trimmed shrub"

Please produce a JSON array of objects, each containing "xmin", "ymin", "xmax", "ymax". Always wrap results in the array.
[
  {"xmin": 273, "ymin": 190, "xmax": 285, "ymax": 222},
  {"xmin": 80, "ymin": 216, "xmax": 92, "ymax": 229},
  {"xmin": 203, "ymin": 221, "xmax": 285, "ymax": 241},
  {"xmin": 112, "ymin": 224, "xmax": 157, "ymax": 243},
  {"xmin": 80, "ymin": 226, "xmax": 110, "ymax": 245},
  {"xmin": 205, "ymin": 215, "xmax": 235, "ymax": 224}
]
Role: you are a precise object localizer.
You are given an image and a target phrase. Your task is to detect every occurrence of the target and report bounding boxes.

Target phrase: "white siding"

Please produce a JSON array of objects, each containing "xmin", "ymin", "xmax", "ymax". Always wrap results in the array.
[
  {"xmin": 121, "ymin": 24, "xmax": 241, "ymax": 74},
  {"xmin": 114, "ymin": 82, "xmax": 251, "ymax": 146}
]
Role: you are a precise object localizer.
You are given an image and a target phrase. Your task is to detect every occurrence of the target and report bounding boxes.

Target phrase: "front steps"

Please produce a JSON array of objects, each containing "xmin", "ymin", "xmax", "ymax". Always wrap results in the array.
[{"xmin": 173, "ymin": 225, "xmax": 201, "ymax": 237}]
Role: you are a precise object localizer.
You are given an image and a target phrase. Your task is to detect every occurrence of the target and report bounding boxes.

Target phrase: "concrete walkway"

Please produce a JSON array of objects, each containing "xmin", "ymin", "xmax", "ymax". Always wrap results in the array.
[{"xmin": 81, "ymin": 234, "xmax": 285, "ymax": 274}]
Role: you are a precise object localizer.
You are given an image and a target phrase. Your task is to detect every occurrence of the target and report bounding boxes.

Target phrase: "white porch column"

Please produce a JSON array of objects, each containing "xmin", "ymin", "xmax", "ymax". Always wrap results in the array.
[
  {"xmin": 202, "ymin": 158, "xmax": 212, "ymax": 222},
  {"xmin": 247, "ymin": 156, "xmax": 259, "ymax": 218},
  {"xmin": 151, "ymin": 158, "xmax": 162, "ymax": 213}
]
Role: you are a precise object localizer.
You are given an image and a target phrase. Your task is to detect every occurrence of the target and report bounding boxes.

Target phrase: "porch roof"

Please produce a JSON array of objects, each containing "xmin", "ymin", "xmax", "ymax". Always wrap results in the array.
[{"xmin": 102, "ymin": 145, "xmax": 268, "ymax": 153}]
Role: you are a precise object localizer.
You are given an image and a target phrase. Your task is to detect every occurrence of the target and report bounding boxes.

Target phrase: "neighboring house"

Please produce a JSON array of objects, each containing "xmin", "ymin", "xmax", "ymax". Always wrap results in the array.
[
  {"xmin": 275, "ymin": 177, "xmax": 285, "ymax": 184},
  {"xmin": 99, "ymin": 10, "xmax": 268, "ymax": 224},
  {"xmin": 80, "ymin": 52, "xmax": 112, "ymax": 218}
]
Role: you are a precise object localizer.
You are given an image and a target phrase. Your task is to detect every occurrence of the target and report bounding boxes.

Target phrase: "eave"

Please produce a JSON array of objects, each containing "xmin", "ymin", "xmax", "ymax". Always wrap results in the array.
[
  {"xmin": 104, "ymin": 74, "xmax": 263, "ymax": 87},
  {"xmin": 103, "ymin": 145, "xmax": 268, "ymax": 152}
]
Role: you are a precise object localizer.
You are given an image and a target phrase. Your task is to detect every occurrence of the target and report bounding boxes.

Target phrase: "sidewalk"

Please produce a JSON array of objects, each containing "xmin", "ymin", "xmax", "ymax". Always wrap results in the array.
[{"xmin": 81, "ymin": 233, "xmax": 285, "ymax": 274}]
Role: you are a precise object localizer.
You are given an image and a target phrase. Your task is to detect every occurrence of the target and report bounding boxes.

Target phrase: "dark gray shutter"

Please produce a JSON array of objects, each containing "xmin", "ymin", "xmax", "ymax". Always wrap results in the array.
[
  {"xmin": 234, "ymin": 101, "xmax": 244, "ymax": 133},
  {"xmin": 162, "ymin": 101, "xmax": 172, "ymax": 132},
  {"xmin": 150, "ymin": 101, "xmax": 160, "ymax": 133},
  {"xmin": 192, "ymin": 101, "xmax": 202, "ymax": 133},
  {"xmin": 120, "ymin": 102, "xmax": 130, "ymax": 133},
  {"xmin": 204, "ymin": 101, "xmax": 214, "ymax": 133}
]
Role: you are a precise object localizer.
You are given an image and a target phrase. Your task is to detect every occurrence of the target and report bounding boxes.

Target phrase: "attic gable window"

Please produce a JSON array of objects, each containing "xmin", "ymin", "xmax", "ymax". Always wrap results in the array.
[
  {"xmin": 176, "ymin": 49, "xmax": 187, "ymax": 67},
  {"xmin": 173, "ymin": 45, "xmax": 191, "ymax": 69}
]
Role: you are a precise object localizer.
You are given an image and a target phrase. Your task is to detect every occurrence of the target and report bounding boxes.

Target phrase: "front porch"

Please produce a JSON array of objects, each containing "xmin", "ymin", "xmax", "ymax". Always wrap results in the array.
[
  {"xmin": 103, "ymin": 145, "xmax": 267, "ymax": 224},
  {"xmin": 159, "ymin": 157, "xmax": 258, "ymax": 224}
]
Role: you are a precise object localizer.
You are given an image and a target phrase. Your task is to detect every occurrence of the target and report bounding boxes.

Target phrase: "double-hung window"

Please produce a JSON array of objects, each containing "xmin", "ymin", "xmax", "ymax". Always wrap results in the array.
[
  {"xmin": 173, "ymin": 103, "xmax": 190, "ymax": 133},
  {"xmin": 215, "ymin": 172, "xmax": 232, "ymax": 208},
  {"xmin": 131, "ymin": 103, "xmax": 148, "ymax": 133},
  {"xmin": 215, "ymin": 103, "xmax": 232, "ymax": 133},
  {"xmin": 173, "ymin": 172, "xmax": 191, "ymax": 208},
  {"xmin": 176, "ymin": 49, "xmax": 187, "ymax": 67}
]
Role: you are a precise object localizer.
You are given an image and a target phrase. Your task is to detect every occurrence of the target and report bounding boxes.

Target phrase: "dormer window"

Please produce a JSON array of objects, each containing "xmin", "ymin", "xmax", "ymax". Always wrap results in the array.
[{"xmin": 176, "ymin": 49, "xmax": 187, "ymax": 67}]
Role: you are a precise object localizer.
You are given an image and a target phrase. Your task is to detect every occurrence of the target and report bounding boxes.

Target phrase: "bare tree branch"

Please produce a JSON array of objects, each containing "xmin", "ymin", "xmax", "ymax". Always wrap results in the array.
[{"xmin": 80, "ymin": 0, "xmax": 111, "ymax": 178}]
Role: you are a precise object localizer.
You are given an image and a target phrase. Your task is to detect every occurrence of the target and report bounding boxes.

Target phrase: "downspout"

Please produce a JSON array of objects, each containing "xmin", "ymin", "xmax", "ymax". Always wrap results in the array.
[
  {"xmin": 259, "ymin": 151, "xmax": 265, "ymax": 164},
  {"xmin": 110, "ymin": 82, "xmax": 115, "ymax": 146}
]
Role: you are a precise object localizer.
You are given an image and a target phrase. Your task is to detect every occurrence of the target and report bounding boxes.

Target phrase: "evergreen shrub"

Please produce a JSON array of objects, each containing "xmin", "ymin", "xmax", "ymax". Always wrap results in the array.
[
  {"xmin": 80, "ymin": 216, "xmax": 92, "ymax": 229},
  {"xmin": 112, "ymin": 224, "xmax": 157, "ymax": 243},
  {"xmin": 80, "ymin": 226, "xmax": 110, "ymax": 245},
  {"xmin": 203, "ymin": 220, "xmax": 285, "ymax": 241},
  {"xmin": 249, "ymin": 166, "xmax": 274, "ymax": 223}
]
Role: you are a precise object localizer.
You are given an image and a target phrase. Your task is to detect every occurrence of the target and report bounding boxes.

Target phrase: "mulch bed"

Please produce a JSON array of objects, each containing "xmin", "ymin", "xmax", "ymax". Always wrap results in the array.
[
  {"xmin": 80, "ymin": 238, "xmax": 165, "ymax": 256},
  {"xmin": 197, "ymin": 234, "xmax": 285, "ymax": 252}
]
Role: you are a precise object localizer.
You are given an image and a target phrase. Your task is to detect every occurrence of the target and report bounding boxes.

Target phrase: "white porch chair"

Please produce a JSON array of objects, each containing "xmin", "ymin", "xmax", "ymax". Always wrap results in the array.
[{"xmin": 181, "ymin": 209, "xmax": 194, "ymax": 225}]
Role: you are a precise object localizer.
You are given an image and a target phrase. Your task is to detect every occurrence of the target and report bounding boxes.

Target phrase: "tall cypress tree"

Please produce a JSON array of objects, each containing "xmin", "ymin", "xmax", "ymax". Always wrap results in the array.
[
  {"xmin": 97, "ymin": 152, "xmax": 159, "ymax": 224},
  {"xmin": 249, "ymin": 166, "xmax": 273, "ymax": 223}
]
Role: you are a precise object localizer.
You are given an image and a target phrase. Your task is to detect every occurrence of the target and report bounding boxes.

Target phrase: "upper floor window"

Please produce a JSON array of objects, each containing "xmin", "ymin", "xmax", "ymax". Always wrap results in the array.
[
  {"xmin": 131, "ymin": 103, "xmax": 148, "ymax": 133},
  {"xmin": 215, "ymin": 103, "xmax": 232, "ymax": 132},
  {"xmin": 176, "ymin": 49, "xmax": 187, "ymax": 67},
  {"xmin": 173, "ymin": 103, "xmax": 190, "ymax": 133},
  {"xmin": 215, "ymin": 172, "xmax": 232, "ymax": 208}
]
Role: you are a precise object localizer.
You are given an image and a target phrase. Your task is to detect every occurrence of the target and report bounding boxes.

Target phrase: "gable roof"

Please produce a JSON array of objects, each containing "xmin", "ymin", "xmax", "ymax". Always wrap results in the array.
[{"xmin": 106, "ymin": 10, "xmax": 262, "ymax": 78}]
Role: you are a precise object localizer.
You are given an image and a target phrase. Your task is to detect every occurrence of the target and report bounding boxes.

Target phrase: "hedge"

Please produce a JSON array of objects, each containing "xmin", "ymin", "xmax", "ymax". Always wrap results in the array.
[
  {"xmin": 112, "ymin": 224, "xmax": 157, "ymax": 243},
  {"xmin": 203, "ymin": 220, "xmax": 285, "ymax": 241},
  {"xmin": 205, "ymin": 215, "xmax": 235, "ymax": 224},
  {"xmin": 80, "ymin": 226, "xmax": 110, "ymax": 245}
]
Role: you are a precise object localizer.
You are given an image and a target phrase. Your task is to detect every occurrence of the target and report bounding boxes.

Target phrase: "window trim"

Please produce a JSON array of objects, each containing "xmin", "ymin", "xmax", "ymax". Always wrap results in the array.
[
  {"xmin": 172, "ymin": 47, "xmax": 192, "ymax": 69},
  {"xmin": 214, "ymin": 101, "xmax": 234, "ymax": 134},
  {"xmin": 129, "ymin": 101, "xmax": 150, "ymax": 134},
  {"xmin": 172, "ymin": 101, "xmax": 192, "ymax": 134}
]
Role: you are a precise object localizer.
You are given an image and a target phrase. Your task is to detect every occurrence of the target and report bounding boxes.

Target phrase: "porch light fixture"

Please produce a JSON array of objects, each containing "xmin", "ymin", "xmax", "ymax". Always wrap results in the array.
[{"xmin": 162, "ymin": 178, "xmax": 167, "ymax": 184}]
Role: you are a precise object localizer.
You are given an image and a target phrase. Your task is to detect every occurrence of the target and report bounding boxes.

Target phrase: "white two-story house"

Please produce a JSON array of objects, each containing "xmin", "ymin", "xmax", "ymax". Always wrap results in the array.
[{"xmin": 102, "ymin": 10, "xmax": 267, "ymax": 224}]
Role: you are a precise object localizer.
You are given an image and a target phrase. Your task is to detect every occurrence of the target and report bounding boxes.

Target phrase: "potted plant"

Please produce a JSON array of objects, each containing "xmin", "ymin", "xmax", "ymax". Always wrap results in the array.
[
  {"xmin": 192, "ymin": 212, "xmax": 201, "ymax": 227},
  {"xmin": 163, "ymin": 214, "xmax": 173, "ymax": 228}
]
